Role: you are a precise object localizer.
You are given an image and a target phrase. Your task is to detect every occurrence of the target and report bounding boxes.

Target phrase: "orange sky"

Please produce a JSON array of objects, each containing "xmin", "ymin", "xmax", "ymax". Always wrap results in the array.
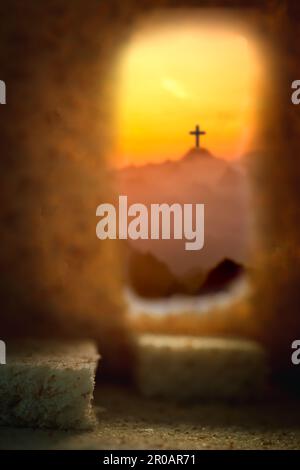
[{"xmin": 113, "ymin": 14, "xmax": 265, "ymax": 167}]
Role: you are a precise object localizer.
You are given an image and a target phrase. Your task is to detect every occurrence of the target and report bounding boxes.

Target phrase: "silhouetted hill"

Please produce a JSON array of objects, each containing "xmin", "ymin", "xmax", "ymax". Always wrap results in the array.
[
  {"xmin": 126, "ymin": 246, "xmax": 244, "ymax": 298},
  {"xmin": 199, "ymin": 258, "xmax": 244, "ymax": 294},
  {"xmin": 114, "ymin": 148, "xmax": 252, "ymax": 275},
  {"xmin": 182, "ymin": 147, "xmax": 213, "ymax": 161},
  {"xmin": 128, "ymin": 248, "xmax": 181, "ymax": 298}
]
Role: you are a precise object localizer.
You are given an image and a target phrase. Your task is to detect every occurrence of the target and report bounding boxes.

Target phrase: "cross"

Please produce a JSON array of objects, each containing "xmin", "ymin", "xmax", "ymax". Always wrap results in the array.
[{"xmin": 189, "ymin": 124, "xmax": 206, "ymax": 148}]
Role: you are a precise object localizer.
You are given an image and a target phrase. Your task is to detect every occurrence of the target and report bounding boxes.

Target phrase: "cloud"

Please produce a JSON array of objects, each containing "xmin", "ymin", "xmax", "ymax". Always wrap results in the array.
[{"xmin": 161, "ymin": 77, "xmax": 189, "ymax": 100}]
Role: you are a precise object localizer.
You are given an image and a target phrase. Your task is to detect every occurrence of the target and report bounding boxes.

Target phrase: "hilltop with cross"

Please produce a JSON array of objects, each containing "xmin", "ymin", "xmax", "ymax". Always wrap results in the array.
[{"xmin": 184, "ymin": 124, "xmax": 212, "ymax": 161}]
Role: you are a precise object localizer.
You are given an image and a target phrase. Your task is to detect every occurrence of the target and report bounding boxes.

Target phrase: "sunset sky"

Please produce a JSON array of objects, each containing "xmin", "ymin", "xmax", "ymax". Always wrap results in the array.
[{"xmin": 113, "ymin": 15, "xmax": 265, "ymax": 167}]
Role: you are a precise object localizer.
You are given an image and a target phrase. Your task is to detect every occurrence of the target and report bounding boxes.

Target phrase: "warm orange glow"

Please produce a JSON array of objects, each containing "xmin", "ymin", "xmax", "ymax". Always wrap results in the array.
[{"xmin": 113, "ymin": 14, "xmax": 265, "ymax": 167}]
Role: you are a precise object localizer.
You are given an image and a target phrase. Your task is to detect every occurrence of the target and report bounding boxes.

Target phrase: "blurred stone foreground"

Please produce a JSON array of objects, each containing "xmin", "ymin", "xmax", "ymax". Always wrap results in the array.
[{"xmin": 1, "ymin": 384, "xmax": 300, "ymax": 450}]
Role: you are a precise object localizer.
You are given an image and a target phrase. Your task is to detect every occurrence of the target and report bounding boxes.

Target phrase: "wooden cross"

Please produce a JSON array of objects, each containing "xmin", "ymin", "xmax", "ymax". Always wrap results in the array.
[{"xmin": 189, "ymin": 124, "xmax": 206, "ymax": 148}]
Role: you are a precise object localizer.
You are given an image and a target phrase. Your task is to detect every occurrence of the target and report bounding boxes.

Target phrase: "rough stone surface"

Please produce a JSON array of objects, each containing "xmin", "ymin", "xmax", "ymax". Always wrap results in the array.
[{"xmin": 0, "ymin": 384, "xmax": 300, "ymax": 450}]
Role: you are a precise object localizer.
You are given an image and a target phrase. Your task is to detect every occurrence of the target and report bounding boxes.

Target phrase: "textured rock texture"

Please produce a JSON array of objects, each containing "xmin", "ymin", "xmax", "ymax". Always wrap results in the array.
[{"xmin": 1, "ymin": 384, "xmax": 300, "ymax": 449}]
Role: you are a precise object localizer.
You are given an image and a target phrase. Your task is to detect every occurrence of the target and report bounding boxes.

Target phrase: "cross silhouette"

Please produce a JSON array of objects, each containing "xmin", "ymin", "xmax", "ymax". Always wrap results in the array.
[{"xmin": 189, "ymin": 124, "xmax": 206, "ymax": 148}]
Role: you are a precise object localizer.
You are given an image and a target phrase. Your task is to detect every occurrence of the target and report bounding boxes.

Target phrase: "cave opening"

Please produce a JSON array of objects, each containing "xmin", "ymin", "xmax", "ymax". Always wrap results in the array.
[{"xmin": 109, "ymin": 9, "xmax": 268, "ymax": 323}]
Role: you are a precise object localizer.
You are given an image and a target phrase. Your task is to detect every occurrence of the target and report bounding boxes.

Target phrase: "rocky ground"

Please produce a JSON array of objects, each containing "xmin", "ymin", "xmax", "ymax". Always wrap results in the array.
[{"xmin": 0, "ymin": 384, "xmax": 300, "ymax": 449}]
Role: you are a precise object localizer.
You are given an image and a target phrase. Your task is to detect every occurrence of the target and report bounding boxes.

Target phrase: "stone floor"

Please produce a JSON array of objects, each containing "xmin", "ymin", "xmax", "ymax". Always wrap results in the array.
[{"xmin": 0, "ymin": 384, "xmax": 300, "ymax": 449}]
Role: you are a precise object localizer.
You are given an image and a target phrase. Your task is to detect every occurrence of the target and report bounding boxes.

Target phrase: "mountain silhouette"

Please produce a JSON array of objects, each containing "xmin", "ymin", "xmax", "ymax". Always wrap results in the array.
[
  {"xmin": 126, "ymin": 247, "xmax": 244, "ymax": 298},
  {"xmin": 182, "ymin": 147, "xmax": 213, "ymax": 161},
  {"xmin": 199, "ymin": 258, "xmax": 244, "ymax": 294},
  {"xmin": 114, "ymin": 148, "xmax": 253, "ymax": 276},
  {"xmin": 127, "ymin": 248, "xmax": 181, "ymax": 298}
]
